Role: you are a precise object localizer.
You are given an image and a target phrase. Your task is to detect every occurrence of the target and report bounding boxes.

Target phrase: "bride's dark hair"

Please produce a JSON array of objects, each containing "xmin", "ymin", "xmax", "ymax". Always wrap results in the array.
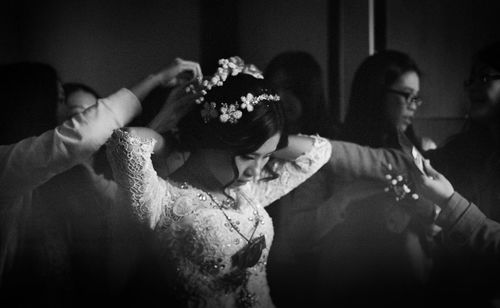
[{"xmin": 177, "ymin": 73, "xmax": 288, "ymax": 155}]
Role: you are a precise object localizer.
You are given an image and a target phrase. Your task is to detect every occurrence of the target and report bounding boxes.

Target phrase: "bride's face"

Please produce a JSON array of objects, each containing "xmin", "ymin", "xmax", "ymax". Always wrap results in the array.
[{"xmin": 210, "ymin": 133, "xmax": 281, "ymax": 187}]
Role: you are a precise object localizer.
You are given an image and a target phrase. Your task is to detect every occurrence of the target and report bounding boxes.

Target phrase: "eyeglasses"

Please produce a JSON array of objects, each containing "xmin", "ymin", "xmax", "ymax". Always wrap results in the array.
[
  {"xmin": 386, "ymin": 88, "xmax": 423, "ymax": 108},
  {"xmin": 464, "ymin": 75, "xmax": 500, "ymax": 87}
]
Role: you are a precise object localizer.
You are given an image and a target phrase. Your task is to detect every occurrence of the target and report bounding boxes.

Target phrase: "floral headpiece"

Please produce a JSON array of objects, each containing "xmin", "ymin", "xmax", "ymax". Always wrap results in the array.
[{"xmin": 186, "ymin": 56, "xmax": 280, "ymax": 124}]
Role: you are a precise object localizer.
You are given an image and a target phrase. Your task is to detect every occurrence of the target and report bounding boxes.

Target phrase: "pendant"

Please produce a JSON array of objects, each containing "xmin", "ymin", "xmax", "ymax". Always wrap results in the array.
[{"xmin": 231, "ymin": 235, "xmax": 266, "ymax": 270}]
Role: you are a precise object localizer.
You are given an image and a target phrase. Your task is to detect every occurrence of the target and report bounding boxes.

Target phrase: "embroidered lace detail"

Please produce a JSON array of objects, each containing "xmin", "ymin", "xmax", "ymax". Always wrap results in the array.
[
  {"xmin": 247, "ymin": 134, "xmax": 332, "ymax": 207},
  {"xmin": 107, "ymin": 129, "xmax": 168, "ymax": 226},
  {"xmin": 107, "ymin": 131, "xmax": 331, "ymax": 307}
]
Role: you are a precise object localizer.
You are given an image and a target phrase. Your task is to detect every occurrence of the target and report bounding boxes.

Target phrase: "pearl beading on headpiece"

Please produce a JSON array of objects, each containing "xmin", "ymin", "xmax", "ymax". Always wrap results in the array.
[{"xmin": 186, "ymin": 56, "xmax": 280, "ymax": 124}]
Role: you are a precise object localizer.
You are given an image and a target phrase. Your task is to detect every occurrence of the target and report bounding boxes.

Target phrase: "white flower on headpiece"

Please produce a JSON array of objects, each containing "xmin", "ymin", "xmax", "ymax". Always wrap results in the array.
[
  {"xmin": 233, "ymin": 110, "xmax": 243, "ymax": 119},
  {"xmin": 220, "ymin": 113, "xmax": 230, "ymax": 123},
  {"xmin": 240, "ymin": 102, "xmax": 254, "ymax": 112},
  {"xmin": 211, "ymin": 75, "xmax": 220, "ymax": 84},
  {"xmin": 241, "ymin": 93, "xmax": 256, "ymax": 112},
  {"xmin": 218, "ymin": 102, "xmax": 244, "ymax": 124}
]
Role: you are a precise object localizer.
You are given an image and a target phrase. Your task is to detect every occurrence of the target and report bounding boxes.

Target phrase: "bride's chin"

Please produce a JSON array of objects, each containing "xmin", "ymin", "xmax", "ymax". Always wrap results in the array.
[{"xmin": 231, "ymin": 180, "xmax": 248, "ymax": 187}]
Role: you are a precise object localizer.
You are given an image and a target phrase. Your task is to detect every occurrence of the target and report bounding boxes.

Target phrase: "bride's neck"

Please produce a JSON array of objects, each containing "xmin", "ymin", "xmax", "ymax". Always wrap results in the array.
[{"xmin": 172, "ymin": 150, "xmax": 227, "ymax": 194}]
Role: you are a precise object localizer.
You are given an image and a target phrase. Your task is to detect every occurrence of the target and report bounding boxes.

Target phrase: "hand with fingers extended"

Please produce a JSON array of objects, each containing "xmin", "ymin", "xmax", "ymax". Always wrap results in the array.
[
  {"xmin": 130, "ymin": 58, "xmax": 202, "ymax": 101},
  {"xmin": 148, "ymin": 81, "xmax": 202, "ymax": 134},
  {"xmin": 416, "ymin": 159, "xmax": 455, "ymax": 206},
  {"xmin": 156, "ymin": 57, "xmax": 203, "ymax": 87}
]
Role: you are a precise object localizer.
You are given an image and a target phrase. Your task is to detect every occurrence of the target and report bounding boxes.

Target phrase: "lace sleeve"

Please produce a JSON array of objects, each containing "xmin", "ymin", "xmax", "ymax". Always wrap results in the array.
[
  {"xmin": 107, "ymin": 129, "xmax": 169, "ymax": 228},
  {"xmin": 248, "ymin": 135, "xmax": 332, "ymax": 207}
]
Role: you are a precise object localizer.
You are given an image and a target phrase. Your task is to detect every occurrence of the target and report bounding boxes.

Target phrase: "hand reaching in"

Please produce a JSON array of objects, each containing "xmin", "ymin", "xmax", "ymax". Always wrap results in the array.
[
  {"xmin": 148, "ymin": 81, "xmax": 202, "ymax": 134},
  {"xmin": 416, "ymin": 159, "xmax": 455, "ymax": 206},
  {"xmin": 156, "ymin": 58, "xmax": 202, "ymax": 87}
]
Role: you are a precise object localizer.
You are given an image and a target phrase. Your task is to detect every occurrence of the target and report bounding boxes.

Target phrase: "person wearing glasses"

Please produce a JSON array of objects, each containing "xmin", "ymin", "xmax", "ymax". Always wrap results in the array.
[
  {"xmin": 317, "ymin": 50, "xmax": 437, "ymax": 307},
  {"xmin": 341, "ymin": 50, "xmax": 433, "ymax": 152},
  {"xmin": 424, "ymin": 41, "xmax": 500, "ymax": 308},
  {"xmin": 428, "ymin": 41, "xmax": 500, "ymax": 222}
]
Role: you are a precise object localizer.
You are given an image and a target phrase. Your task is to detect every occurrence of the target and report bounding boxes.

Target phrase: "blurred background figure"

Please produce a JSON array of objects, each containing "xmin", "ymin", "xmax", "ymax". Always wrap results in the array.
[
  {"xmin": 264, "ymin": 50, "xmax": 339, "ymax": 137},
  {"xmin": 0, "ymin": 62, "xmax": 121, "ymax": 306},
  {"xmin": 316, "ymin": 50, "xmax": 437, "ymax": 307},
  {"xmin": 429, "ymin": 41, "xmax": 500, "ymax": 221},
  {"xmin": 0, "ymin": 58, "xmax": 199, "ymax": 307},
  {"xmin": 263, "ymin": 51, "xmax": 338, "ymax": 307},
  {"xmin": 426, "ymin": 41, "xmax": 500, "ymax": 308},
  {"xmin": 0, "ymin": 62, "xmax": 60, "ymax": 145},
  {"xmin": 57, "ymin": 82, "xmax": 99, "ymax": 124}
]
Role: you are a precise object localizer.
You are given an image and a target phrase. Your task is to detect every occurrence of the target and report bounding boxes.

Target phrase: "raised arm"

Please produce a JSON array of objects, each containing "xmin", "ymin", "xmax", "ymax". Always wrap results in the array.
[
  {"xmin": 106, "ymin": 129, "xmax": 168, "ymax": 228},
  {"xmin": 131, "ymin": 58, "xmax": 201, "ymax": 102},
  {"xmin": 0, "ymin": 89, "xmax": 140, "ymax": 197},
  {"xmin": 249, "ymin": 135, "xmax": 332, "ymax": 206},
  {"xmin": 249, "ymin": 136, "xmax": 416, "ymax": 208},
  {"xmin": 0, "ymin": 58, "xmax": 201, "ymax": 198}
]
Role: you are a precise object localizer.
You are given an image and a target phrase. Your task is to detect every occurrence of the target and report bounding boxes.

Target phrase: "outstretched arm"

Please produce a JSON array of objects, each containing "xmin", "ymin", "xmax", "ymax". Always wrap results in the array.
[
  {"xmin": 0, "ymin": 89, "xmax": 140, "ymax": 197},
  {"xmin": 253, "ymin": 137, "xmax": 415, "ymax": 207},
  {"xmin": 0, "ymin": 58, "xmax": 201, "ymax": 197},
  {"xmin": 327, "ymin": 140, "xmax": 415, "ymax": 182}
]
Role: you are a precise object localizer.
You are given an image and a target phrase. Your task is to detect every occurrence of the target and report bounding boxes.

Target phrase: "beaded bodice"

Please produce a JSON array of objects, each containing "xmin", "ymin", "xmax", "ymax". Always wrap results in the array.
[{"xmin": 107, "ymin": 130, "xmax": 332, "ymax": 307}]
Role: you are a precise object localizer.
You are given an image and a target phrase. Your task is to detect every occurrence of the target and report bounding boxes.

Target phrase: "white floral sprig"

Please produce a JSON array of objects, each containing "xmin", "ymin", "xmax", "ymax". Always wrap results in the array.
[
  {"xmin": 186, "ymin": 56, "xmax": 264, "ymax": 104},
  {"xmin": 383, "ymin": 163, "xmax": 419, "ymax": 202},
  {"xmin": 200, "ymin": 93, "xmax": 280, "ymax": 124},
  {"xmin": 219, "ymin": 103, "xmax": 242, "ymax": 123}
]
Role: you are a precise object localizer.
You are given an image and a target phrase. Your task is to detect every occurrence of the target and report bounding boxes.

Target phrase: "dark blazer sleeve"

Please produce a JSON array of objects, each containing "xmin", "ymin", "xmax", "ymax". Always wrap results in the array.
[
  {"xmin": 328, "ymin": 140, "xmax": 415, "ymax": 182},
  {"xmin": 436, "ymin": 192, "xmax": 500, "ymax": 257}
]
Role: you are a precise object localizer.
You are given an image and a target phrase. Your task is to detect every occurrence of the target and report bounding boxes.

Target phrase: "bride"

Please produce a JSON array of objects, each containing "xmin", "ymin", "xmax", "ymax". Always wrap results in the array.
[{"xmin": 107, "ymin": 57, "xmax": 415, "ymax": 307}]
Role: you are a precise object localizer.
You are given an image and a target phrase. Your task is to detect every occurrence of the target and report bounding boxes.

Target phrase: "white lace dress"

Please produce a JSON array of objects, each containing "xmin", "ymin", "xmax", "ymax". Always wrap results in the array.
[{"xmin": 107, "ymin": 130, "xmax": 331, "ymax": 308}]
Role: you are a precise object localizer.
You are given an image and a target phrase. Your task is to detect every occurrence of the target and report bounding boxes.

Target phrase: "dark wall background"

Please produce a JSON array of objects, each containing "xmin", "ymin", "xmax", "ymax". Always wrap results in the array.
[
  {"xmin": 1, "ymin": 0, "xmax": 499, "ymax": 144},
  {"xmin": 1, "ymin": 0, "xmax": 200, "ymax": 96}
]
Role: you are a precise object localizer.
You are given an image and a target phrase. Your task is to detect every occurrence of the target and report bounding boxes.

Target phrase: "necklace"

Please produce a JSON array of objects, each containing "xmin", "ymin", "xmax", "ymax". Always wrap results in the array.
[
  {"xmin": 206, "ymin": 192, "xmax": 259, "ymax": 242},
  {"xmin": 180, "ymin": 182, "xmax": 264, "ymax": 307},
  {"xmin": 178, "ymin": 163, "xmax": 266, "ymax": 270},
  {"xmin": 205, "ymin": 191, "xmax": 266, "ymax": 270}
]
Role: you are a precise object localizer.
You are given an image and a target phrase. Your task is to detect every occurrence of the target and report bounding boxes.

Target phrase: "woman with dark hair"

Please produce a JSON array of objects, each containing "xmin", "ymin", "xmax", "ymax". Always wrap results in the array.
[
  {"xmin": 317, "ymin": 50, "xmax": 437, "ymax": 307},
  {"xmin": 341, "ymin": 50, "xmax": 431, "ymax": 151},
  {"xmin": 107, "ymin": 56, "xmax": 418, "ymax": 307},
  {"xmin": 264, "ymin": 51, "xmax": 338, "ymax": 138}
]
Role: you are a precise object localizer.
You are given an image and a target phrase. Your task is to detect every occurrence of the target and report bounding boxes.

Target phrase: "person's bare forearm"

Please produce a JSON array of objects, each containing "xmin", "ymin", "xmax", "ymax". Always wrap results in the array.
[{"xmin": 129, "ymin": 74, "xmax": 163, "ymax": 101}]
